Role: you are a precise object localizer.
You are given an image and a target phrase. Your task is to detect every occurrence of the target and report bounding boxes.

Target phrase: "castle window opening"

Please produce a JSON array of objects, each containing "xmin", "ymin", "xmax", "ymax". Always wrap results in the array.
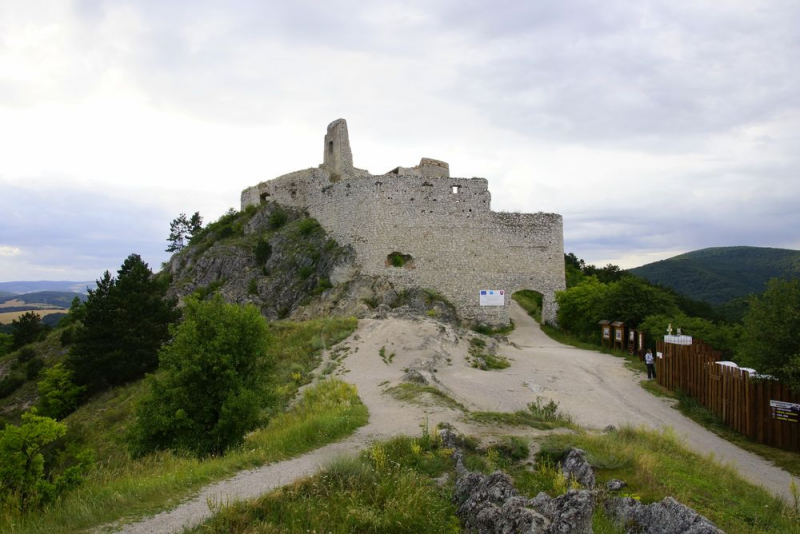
[
  {"xmin": 328, "ymin": 141, "xmax": 333, "ymax": 155},
  {"xmin": 451, "ymin": 185, "xmax": 461, "ymax": 194},
  {"xmin": 259, "ymin": 192, "xmax": 271, "ymax": 204}
]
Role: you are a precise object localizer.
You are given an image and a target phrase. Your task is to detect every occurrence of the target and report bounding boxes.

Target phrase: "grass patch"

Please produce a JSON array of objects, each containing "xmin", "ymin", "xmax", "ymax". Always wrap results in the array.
[
  {"xmin": 378, "ymin": 345, "xmax": 395, "ymax": 365},
  {"xmin": 512, "ymin": 290, "xmax": 543, "ymax": 323},
  {"xmin": 469, "ymin": 397, "xmax": 574, "ymax": 430},
  {"xmin": 538, "ymin": 425, "xmax": 798, "ymax": 534},
  {"xmin": 386, "ymin": 383, "xmax": 467, "ymax": 412},
  {"xmin": 264, "ymin": 317, "xmax": 358, "ymax": 407},
  {"xmin": 467, "ymin": 337, "xmax": 510, "ymax": 370},
  {"xmin": 190, "ymin": 430, "xmax": 459, "ymax": 533},
  {"xmin": 0, "ymin": 379, "xmax": 368, "ymax": 534},
  {"xmin": 472, "ymin": 320, "xmax": 515, "ymax": 336}
]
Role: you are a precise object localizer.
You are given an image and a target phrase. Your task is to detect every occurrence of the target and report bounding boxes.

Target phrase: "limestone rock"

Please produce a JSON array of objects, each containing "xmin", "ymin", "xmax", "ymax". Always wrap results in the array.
[
  {"xmin": 604, "ymin": 496, "xmax": 724, "ymax": 533},
  {"xmin": 606, "ymin": 479, "xmax": 626, "ymax": 491},
  {"xmin": 530, "ymin": 490, "xmax": 595, "ymax": 534},
  {"xmin": 560, "ymin": 449, "xmax": 596, "ymax": 489}
]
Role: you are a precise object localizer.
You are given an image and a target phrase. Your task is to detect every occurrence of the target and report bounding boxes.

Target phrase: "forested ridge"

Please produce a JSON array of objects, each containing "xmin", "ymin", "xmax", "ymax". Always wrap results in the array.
[{"xmin": 628, "ymin": 246, "xmax": 800, "ymax": 306}]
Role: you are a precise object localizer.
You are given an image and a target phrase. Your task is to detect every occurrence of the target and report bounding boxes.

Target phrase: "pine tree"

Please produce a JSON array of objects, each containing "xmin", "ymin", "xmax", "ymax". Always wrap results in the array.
[
  {"xmin": 166, "ymin": 212, "xmax": 203, "ymax": 252},
  {"xmin": 67, "ymin": 254, "xmax": 178, "ymax": 394},
  {"xmin": 166, "ymin": 213, "xmax": 189, "ymax": 252},
  {"xmin": 11, "ymin": 311, "xmax": 47, "ymax": 349}
]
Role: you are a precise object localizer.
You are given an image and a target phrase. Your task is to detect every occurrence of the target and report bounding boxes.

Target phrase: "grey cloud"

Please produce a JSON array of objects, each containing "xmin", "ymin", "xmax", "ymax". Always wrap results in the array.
[{"xmin": 0, "ymin": 181, "xmax": 173, "ymax": 279}]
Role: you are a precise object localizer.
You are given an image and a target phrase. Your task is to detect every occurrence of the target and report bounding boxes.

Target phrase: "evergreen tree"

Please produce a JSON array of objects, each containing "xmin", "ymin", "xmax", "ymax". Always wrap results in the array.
[
  {"xmin": 166, "ymin": 212, "xmax": 203, "ymax": 252},
  {"xmin": 67, "ymin": 254, "xmax": 178, "ymax": 394},
  {"xmin": 11, "ymin": 312, "xmax": 47, "ymax": 349},
  {"xmin": 188, "ymin": 211, "xmax": 203, "ymax": 236}
]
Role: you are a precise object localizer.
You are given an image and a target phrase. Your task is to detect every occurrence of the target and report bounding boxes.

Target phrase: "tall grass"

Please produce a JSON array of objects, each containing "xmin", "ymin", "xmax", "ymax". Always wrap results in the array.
[
  {"xmin": 191, "ymin": 432, "xmax": 460, "ymax": 534},
  {"xmin": 469, "ymin": 397, "xmax": 575, "ymax": 430},
  {"xmin": 0, "ymin": 379, "xmax": 368, "ymax": 534}
]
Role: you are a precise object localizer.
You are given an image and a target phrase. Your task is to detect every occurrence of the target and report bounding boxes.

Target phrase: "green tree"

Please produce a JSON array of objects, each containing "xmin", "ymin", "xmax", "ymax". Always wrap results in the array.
[
  {"xmin": 0, "ymin": 333, "xmax": 12, "ymax": 357},
  {"xmin": 556, "ymin": 277, "xmax": 611, "ymax": 340},
  {"xmin": 639, "ymin": 313, "xmax": 743, "ymax": 357},
  {"xmin": 11, "ymin": 311, "xmax": 47, "ymax": 350},
  {"xmin": 0, "ymin": 411, "xmax": 66, "ymax": 510},
  {"xmin": 738, "ymin": 278, "xmax": 800, "ymax": 390},
  {"xmin": 564, "ymin": 253, "xmax": 586, "ymax": 288},
  {"xmin": 37, "ymin": 363, "xmax": 86, "ymax": 420},
  {"xmin": 129, "ymin": 296, "xmax": 272, "ymax": 457},
  {"xmin": 601, "ymin": 276, "xmax": 680, "ymax": 328},
  {"xmin": 167, "ymin": 212, "xmax": 203, "ymax": 252},
  {"xmin": 67, "ymin": 254, "xmax": 179, "ymax": 394}
]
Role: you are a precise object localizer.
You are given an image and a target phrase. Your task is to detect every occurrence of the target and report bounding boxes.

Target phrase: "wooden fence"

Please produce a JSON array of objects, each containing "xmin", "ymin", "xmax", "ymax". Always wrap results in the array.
[{"xmin": 655, "ymin": 338, "xmax": 800, "ymax": 452}]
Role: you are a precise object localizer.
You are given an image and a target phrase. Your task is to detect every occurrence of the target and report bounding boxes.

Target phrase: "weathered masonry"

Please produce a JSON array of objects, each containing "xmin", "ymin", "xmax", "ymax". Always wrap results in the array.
[{"xmin": 242, "ymin": 119, "xmax": 565, "ymax": 325}]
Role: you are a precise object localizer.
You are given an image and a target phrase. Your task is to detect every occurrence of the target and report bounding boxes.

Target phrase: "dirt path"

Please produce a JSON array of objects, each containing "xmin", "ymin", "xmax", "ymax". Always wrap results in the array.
[{"xmin": 116, "ymin": 305, "xmax": 793, "ymax": 532}]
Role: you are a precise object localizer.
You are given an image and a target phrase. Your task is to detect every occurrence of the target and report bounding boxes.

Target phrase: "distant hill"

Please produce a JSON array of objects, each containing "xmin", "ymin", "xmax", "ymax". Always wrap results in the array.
[
  {"xmin": 0, "ymin": 281, "xmax": 92, "ymax": 294},
  {"xmin": 0, "ymin": 291, "xmax": 88, "ymax": 307},
  {"xmin": 0, "ymin": 291, "xmax": 87, "ymax": 325},
  {"xmin": 628, "ymin": 246, "xmax": 800, "ymax": 306},
  {"xmin": 0, "ymin": 291, "xmax": 16, "ymax": 299}
]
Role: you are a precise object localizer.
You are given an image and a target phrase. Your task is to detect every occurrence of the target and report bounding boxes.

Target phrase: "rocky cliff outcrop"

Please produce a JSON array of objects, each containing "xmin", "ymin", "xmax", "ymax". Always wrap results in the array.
[{"xmin": 165, "ymin": 202, "xmax": 458, "ymax": 322}]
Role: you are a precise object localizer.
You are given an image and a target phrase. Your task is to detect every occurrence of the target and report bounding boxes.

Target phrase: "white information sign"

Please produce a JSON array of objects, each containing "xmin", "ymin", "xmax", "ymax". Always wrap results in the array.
[{"xmin": 479, "ymin": 289, "xmax": 505, "ymax": 306}]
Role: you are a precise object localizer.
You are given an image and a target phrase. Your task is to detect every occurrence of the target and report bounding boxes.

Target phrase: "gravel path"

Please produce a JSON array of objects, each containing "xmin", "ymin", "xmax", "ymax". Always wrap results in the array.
[{"xmin": 115, "ymin": 306, "xmax": 794, "ymax": 532}]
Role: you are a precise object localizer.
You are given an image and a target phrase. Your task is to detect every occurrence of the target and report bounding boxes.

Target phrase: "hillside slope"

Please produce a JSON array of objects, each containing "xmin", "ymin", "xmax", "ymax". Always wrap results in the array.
[
  {"xmin": 628, "ymin": 246, "xmax": 800, "ymax": 305},
  {"xmin": 0, "ymin": 281, "xmax": 92, "ymax": 294}
]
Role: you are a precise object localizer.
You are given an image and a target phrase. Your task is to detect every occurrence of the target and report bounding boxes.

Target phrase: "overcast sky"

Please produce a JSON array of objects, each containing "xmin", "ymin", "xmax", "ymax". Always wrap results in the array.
[{"xmin": 1, "ymin": 0, "xmax": 799, "ymax": 282}]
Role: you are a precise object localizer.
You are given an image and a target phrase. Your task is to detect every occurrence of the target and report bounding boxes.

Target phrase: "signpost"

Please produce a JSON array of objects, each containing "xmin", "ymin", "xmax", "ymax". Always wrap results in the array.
[
  {"xmin": 479, "ymin": 290, "xmax": 505, "ymax": 306},
  {"xmin": 598, "ymin": 320, "xmax": 611, "ymax": 348},
  {"xmin": 770, "ymin": 400, "xmax": 800, "ymax": 423}
]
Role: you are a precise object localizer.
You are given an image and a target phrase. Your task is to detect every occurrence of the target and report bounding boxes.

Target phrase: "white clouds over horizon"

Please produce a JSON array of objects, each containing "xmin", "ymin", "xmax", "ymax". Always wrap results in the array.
[{"xmin": 1, "ymin": 0, "xmax": 798, "ymax": 279}]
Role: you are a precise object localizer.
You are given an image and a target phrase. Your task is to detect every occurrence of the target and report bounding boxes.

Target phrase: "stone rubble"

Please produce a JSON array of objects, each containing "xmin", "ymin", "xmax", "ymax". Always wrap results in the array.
[{"xmin": 440, "ymin": 427, "xmax": 724, "ymax": 534}]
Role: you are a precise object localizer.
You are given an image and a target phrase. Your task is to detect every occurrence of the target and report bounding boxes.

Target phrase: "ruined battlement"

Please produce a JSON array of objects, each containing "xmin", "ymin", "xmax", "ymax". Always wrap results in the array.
[{"xmin": 242, "ymin": 119, "xmax": 565, "ymax": 325}]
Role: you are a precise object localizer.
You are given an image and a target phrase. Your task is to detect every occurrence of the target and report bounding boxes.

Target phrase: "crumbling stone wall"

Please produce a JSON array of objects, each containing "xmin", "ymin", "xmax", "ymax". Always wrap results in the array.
[{"xmin": 242, "ymin": 119, "xmax": 565, "ymax": 325}]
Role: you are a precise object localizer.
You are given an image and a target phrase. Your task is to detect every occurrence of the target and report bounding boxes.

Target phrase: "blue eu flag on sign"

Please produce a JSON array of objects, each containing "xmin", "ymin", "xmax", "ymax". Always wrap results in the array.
[{"xmin": 480, "ymin": 290, "xmax": 486, "ymax": 295}]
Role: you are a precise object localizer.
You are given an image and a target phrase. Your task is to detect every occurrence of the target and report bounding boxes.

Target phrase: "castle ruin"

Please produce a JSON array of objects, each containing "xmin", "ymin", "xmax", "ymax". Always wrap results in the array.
[{"xmin": 241, "ymin": 119, "xmax": 565, "ymax": 325}]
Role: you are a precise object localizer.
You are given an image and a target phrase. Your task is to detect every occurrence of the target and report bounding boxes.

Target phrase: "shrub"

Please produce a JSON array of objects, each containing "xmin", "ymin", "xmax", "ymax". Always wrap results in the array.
[
  {"xmin": 37, "ymin": 363, "xmax": 86, "ymax": 420},
  {"xmin": 25, "ymin": 358, "xmax": 45, "ymax": 380},
  {"xmin": 247, "ymin": 278, "xmax": 259, "ymax": 296},
  {"xmin": 0, "ymin": 373, "xmax": 25, "ymax": 398},
  {"xmin": 59, "ymin": 326, "xmax": 77, "ymax": 346},
  {"xmin": 0, "ymin": 333, "xmax": 12, "ymax": 357},
  {"xmin": 253, "ymin": 237, "xmax": 272, "ymax": 265},
  {"xmin": 297, "ymin": 218, "xmax": 321, "ymax": 237},
  {"xmin": 0, "ymin": 412, "xmax": 67, "ymax": 510},
  {"xmin": 129, "ymin": 296, "xmax": 274, "ymax": 457},
  {"xmin": 16, "ymin": 346, "xmax": 36, "ymax": 364},
  {"xmin": 268, "ymin": 209, "xmax": 288, "ymax": 229}
]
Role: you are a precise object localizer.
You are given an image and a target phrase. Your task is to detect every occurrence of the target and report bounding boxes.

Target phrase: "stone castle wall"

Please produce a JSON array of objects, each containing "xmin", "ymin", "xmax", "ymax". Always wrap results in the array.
[{"xmin": 241, "ymin": 120, "xmax": 565, "ymax": 325}]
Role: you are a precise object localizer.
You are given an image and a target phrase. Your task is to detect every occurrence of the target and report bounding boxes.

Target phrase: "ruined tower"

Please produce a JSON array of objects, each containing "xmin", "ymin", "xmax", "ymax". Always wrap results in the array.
[{"xmin": 322, "ymin": 119, "xmax": 354, "ymax": 176}]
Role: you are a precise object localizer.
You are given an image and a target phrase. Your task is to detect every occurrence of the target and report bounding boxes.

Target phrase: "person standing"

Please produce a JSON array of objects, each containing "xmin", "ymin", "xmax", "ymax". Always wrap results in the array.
[{"xmin": 645, "ymin": 349, "xmax": 656, "ymax": 380}]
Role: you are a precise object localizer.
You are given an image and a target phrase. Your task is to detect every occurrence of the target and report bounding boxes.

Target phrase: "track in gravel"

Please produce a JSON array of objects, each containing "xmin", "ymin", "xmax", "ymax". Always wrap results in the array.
[{"xmin": 116, "ymin": 304, "xmax": 793, "ymax": 533}]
